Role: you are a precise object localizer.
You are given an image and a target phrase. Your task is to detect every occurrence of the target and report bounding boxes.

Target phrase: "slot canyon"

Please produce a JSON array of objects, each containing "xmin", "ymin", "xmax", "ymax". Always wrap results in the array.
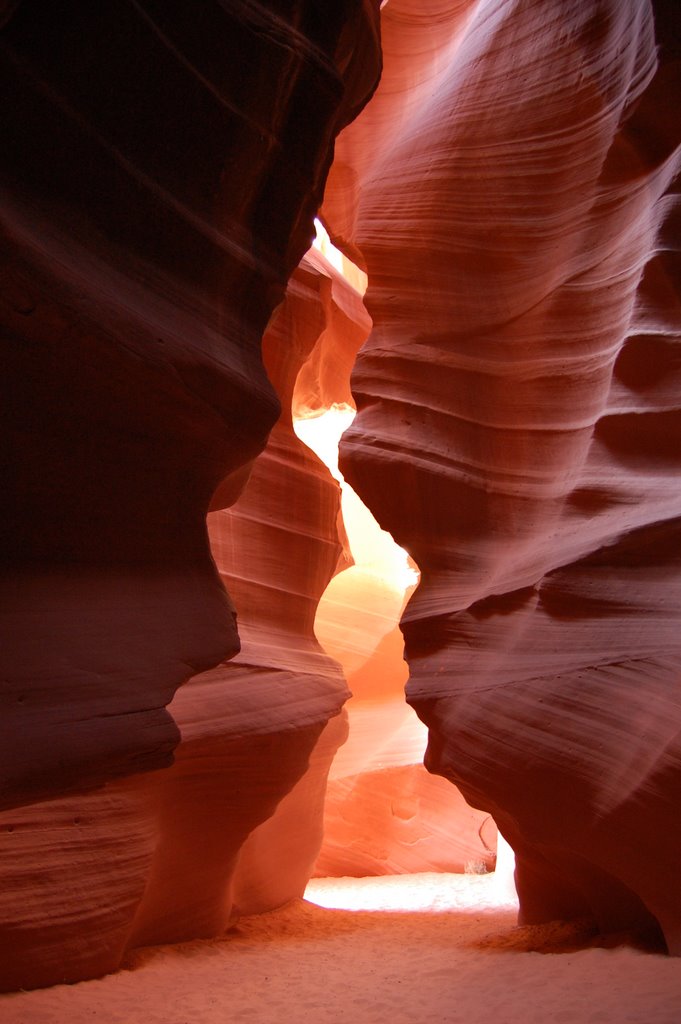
[{"xmin": 1, "ymin": 1, "xmax": 681, "ymax": 1020}]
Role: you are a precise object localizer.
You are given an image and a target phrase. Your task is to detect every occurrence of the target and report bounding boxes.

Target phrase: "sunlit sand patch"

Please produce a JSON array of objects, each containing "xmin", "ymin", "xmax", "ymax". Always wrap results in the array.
[{"xmin": 305, "ymin": 871, "xmax": 517, "ymax": 914}]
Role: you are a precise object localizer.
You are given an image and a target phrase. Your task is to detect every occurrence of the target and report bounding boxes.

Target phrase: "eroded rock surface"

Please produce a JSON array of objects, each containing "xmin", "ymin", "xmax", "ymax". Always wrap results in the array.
[
  {"xmin": 313, "ymin": 501, "xmax": 497, "ymax": 877},
  {"xmin": 0, "ymin": 0, "xmax": 381, "ymax": 990},
  {"xmin": 292, "ymin": 265, "xmax": 496, "ymax": 878},
  {"xmin": 331, "ymin": 0, "xmax": 681, "ymax": 949},
  {"xmin": 142, "ymin": 248, "xmax": 366, "ymax": 937}
]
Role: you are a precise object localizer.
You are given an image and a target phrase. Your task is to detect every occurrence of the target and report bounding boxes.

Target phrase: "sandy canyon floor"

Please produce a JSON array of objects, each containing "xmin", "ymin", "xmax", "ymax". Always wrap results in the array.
[{"xmin": 2, "ymin": 874, "xmax": 680, "ymax": 1023}]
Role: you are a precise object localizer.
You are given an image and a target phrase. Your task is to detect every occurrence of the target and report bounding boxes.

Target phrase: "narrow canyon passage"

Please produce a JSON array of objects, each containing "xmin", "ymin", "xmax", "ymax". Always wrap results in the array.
[
  {"xmin": 2, "ymin": 0, "xmax": 681, "ymax": 1006},
  {"xmin": 293, "ymin": 223, "xmax": 498, "ymax": 880}
]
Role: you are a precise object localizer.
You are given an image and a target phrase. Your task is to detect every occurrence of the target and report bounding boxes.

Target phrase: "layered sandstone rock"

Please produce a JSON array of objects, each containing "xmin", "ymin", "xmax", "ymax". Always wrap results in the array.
[
  {"xmin": 308, "ymin": 414, "xmax": 497, "ymax": 877},
  {"xmin": 140, "ymin": 247, "xmax": 368, "ymax": 936},
  {"xmin": 330, "ymin": 0, "xmax": 681, "ymax": 949},
  {"xmin": 3, "ymin": 0, "xmax": 679, "ymax": 994},
  {"xmin": 289, "ymin": 265, "xmax": 496, "ymax": 877},
  {"xmin": 0, "ymin": 1, "xmax": 381, "ymax": 990}
]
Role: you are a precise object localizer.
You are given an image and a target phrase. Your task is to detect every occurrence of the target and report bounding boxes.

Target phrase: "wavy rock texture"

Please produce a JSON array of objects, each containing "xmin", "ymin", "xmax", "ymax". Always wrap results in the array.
[
  {"xmin": 143, "ymin": 248, "xmax": 367, "ymax": 937},
  {"xmin": 313, "ymin": 506, "xmax": 497, "ymax": 877},
  {"xmin": 330, "ymin": 0, "xmax": 681, "ymax": 949},
  {"xmin": 292, "ymin": 268, "xmax": 497, "ymax": 877},
  {"xmin": 0, "ymin": 0, "xmax": 381, "ymax": 990}
]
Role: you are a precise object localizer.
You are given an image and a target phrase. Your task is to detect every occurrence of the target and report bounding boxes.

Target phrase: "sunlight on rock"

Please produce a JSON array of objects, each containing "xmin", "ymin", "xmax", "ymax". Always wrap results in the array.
[
  {"xmin": 294, "ymin": 405, "xmax": 420, "ymax": 599},
  {"xmin": 313, "ymin": 218, "xmax": 368, "ymax": 296}
]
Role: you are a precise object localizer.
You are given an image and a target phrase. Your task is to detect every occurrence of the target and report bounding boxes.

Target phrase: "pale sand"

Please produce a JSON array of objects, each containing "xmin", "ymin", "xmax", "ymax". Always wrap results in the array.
[{"xmin": 2, "ymin": 873, "xmax": 680, "ymax": 1023}]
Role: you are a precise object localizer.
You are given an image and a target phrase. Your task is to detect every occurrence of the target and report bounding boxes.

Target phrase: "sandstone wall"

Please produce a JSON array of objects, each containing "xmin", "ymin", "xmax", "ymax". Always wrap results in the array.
[
  {"xmin": 328, "ymin": 0, "xmax": 681, "ymax": 950},
  {"xmin": 0, "ymin": 0, "xmax": 381, "ymax": 990}
]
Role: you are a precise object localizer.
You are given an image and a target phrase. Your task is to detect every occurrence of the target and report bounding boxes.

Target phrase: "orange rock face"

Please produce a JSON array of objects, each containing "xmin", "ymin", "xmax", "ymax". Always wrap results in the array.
[
  {"xmin": 311, "ymin": 463, "xmax": 497, "ymax": 877},
  {"xmin": 0, "ymin": 1, "xmax": 381, "ymax": 990},
  {"xmin": 329, "ymin": 0, "xmax": 681, "ymax": 949},
  {"xmin": 291, "ymin": 270, "xmax": 496, "ymax": 878},
  {"xmin": 2, "ymin": 0, "xmax": 680, "ymax": 994}
]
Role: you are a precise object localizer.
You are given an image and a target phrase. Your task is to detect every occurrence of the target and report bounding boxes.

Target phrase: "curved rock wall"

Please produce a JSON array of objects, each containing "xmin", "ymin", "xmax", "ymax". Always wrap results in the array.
[
  {"xmin": 3, "ymin": 0, "xmax": 680, "ymax": 992},
  {"xmin": 330, "ymin": 0, "xmax": 681, "ymax": 949},
  {"xmin": 0, "ymin": 0, "xmax": 381, "ymax": 990},
  {"xmin": 311, "ymin": 433, "xmax": 497, "ymax": 877},
  {"xmin": 291, "ymin": 249, "xmax": 497, "ymax": 878}
]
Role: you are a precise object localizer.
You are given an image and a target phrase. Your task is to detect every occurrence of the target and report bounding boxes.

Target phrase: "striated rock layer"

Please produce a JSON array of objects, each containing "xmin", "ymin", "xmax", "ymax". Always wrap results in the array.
[
  {"xmin": 0, "ymin": 1, "xmax": 381, "ymax": 990},
  {"xmin": 155, "ymin": 247, "xmax": 367, "ymax": 933},
  {"xmin": 311, "ymin": 464, "xmax": 497, "ymax": 877},
  {"xmin": 331, "ymin": 0, "xmax": 681, "ymax": 949},
  {"xmin": 292, "ymin": 273, "xmax": 497, "ymax": 878}
]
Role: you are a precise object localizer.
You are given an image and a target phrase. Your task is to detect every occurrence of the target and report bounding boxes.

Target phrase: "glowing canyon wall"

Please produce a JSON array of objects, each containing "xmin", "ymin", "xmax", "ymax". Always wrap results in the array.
[
  {"xmin": 305, "ymin": 404, "xmax": 497, "ymax": 878},
  {"xmin": 327, "ymin": 0, "xmax": 681, "ymax": 950},
  {"xmin": 1, "ymin": 0, "xmax": 680, "ymax": 995}
]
